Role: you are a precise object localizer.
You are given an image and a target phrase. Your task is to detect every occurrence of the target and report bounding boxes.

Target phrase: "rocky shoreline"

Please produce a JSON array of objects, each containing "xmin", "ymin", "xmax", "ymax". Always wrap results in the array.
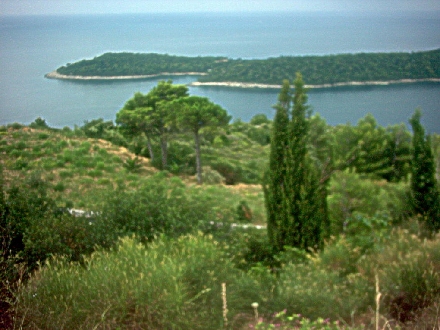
[
  {"xmin": 45, "ymin": 71, "xmax": 440, "ymax": 89},
  {"xmin": 44, "ymin": 71, "xmax": 207, "ymax": 80},
  {"xmin": 190, "ymin": 78, "xmax": 440, "ymax": 89}
]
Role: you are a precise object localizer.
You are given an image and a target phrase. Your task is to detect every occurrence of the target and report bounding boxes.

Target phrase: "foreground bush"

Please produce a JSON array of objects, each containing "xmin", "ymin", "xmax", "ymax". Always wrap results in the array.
[
  {"xmin": 12, "ymin": 226, "xmax": 440, "ymax": 329},
  {"xmin": 14, "ymin": 234, "xmax": 264, "ymax": 329},
  {"xmin": 269, "ymin": 227, "xmax": 440, "ymax": 327}
]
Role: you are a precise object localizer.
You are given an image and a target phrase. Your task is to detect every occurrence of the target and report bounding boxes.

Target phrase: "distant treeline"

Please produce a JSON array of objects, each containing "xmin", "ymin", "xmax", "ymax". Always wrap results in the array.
[
  {"xmin": 56, "ymin": 53, "xmax": 225, "ymax": 76},
  {"xmin": 55, "ymin": 49, "xmax": 440, "ymax": 85}
]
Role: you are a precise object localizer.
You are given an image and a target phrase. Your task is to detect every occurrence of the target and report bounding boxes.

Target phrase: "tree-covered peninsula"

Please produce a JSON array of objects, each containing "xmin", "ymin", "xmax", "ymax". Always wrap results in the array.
[
  {"xmin": 47, "ymin": 49, "xmax": 440, "ymax": 87},
  {"xmin": 53, "ymin": 52, "xmax": 225, "ymax": 77}
]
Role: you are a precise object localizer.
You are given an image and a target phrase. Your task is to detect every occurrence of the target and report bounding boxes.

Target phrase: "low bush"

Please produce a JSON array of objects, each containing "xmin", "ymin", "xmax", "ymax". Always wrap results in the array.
[
  {"xmin": 122, "ymin": 157, "xmax": 142, "ymax": 173},
  {"xmin": 13, "ymin": 234, "xmax": 260, "ymax": 329},
  {"xmin": 99, "ymin": 174, "xmax": 226, "ymax": 243},
  {"xmin": 357, "ymin": 228, "xmax": 440, "ymax": 324},
  {"xmin": 274, "ymin": 260, "xmax": 372, "ymax": 322},
  {"xmin": 202, "ymin": 166, "xmax": 225, "ymax": 184},
  {"xmin": 328, "ymin": 171, "xmax": 410, "ymax": 235},
  {"xmin": 58, "ymin": 170, "xmax": 74, "ymax": 179}
]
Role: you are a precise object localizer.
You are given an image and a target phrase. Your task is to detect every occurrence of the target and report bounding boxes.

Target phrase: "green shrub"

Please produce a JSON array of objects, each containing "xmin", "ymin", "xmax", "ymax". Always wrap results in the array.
[
  {"xmin": 29, "ymin": 117, "xmax": 50, "ymax": 129},
  {"xmin": 45, "ymin": 173, "xmax": 55, "ymax": 182},
  {"xmin": 8, "ymin": 149, "xmax": 22, "ymax": 158},
  {"xmin": 97, "ymin": 178, "xmax": 111, "ymax": 186},
  {"xmin": 80, "ymin": 141, "xmax": 91, "ymax": 151},
  {"xmin": 95, "ymin": 160, "xmax": 105, "ymax": 170},
  {"xmin": 201, "ymin": 166, "xmax": 225, "ymax": 184},
  {"xmin": 358, "ymin": 228, "xmax": 440, "ymax": 323},
  {"xmin": 111, "ymin": 155, "xmax": 123, "ymax": 163},
  {"xmin": 56, "ymin": 140, "xmax": 69, "ymax": 149},
  {"xmin": 87, "ymin": 169, "xmax": 103, "ymax": 178},
  {"xmin": 122, "ymin": 157, "xmax": 142, "ymax": 173},
  {"xmin": 58, "ymin": 170, "xmax": 74, "ymax": 179},
  {"xmin": 73, "ymin": 156, "xmax": 93, "ymax": 169},
  {"xmin": 163, "ymin": 140, "xmax": 195, "ymax": 174},
  {"xmin": 275, "ymin": 258, "xmax": 372, "ymax": 322},
  {"xmin": 40, "ymin": 158, "xmax": 58, "ymax": 170},
  {"xmin": 14, "ymin": 234, "xmax": 256, "ymax": 329},
  {"xmin": 98, "ymin": 148, "xmax": 108, "ymax": 156},
  {"xmin": 101, "ymin": 176, "xmax": 204, "ymax": 243},
  {"xmin": 7, "ymin": 122, "xmax": 23, "ymax": 130},
  {"xmin": 14, "ymin": 141, "xmax": 27, "ymax": 150},
  {"xmin": 328, "ymin": 171, "xmax": 409, "ymax": 235},
  {"xmin": 61, "ymin": 149, "xmax": 74, "ymax": 163},
  {"xmin": 1, "ymin": 172, "xmax": 58, "ymax": 270},
  {"xmin": 250, "ymin": 114, "xmax": 270, "ymax": 126},
  {"xmin": 37, "ymin": 132, "xmax": 50, "ymax": 140},
  {"xmin": 236, "ymin": 200, "xmax": 253, "ymax": 222},
  {"xmin": 12, "ymin": 158, "xmax": 29, "ymax": 170},
  {"xmin": 246, "ymin": 125, "xmax": 271, "ymax": 146},
  {"xmin": 40, "ymin": 140, "xmax": 56, "ymax": 155},
  {"xmin": 79, "ymin": 177, "xmax": 94, "ymax": 187},
  {"xmin": 211, "ymin": 159, "xmax": 242, "ymax": 185},
  {"xmin": 53, "ymin": 182, "xmax": 66, "ymax": 192}
]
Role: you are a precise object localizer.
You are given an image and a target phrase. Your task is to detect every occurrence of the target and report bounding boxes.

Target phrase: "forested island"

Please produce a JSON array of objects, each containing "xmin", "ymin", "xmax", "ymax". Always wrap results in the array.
[{"xmin": 46, "ymin": 49, "xmax": 440, "ymax": 87}]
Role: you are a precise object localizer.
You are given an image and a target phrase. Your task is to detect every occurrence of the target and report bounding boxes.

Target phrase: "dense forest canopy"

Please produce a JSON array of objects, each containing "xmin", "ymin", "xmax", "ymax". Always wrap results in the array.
[
  {"xmin": 52, "ymin": 49, "xmax": 440, "ymax": 85},
  {"xmin": 56, "ymin": 52, "xmax": 226, "ymax": 76}
]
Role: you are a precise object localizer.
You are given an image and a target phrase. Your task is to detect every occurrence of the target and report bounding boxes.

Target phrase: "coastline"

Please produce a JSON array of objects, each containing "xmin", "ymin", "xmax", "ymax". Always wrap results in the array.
[
  {"xmin": 45, "ymin": 71, "xmax": 440, "ymax": 89},
  {"xmin": 44, "ymin": 71, "xmax": 207, "ymax": 80},
  {"xmin": 190, "ymin": 78, "xmax": 440, "ymax": 89}
]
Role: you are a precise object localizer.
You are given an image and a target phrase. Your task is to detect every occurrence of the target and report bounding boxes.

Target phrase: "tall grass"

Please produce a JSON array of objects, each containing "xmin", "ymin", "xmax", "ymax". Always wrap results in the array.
[{"xmin": 14, "ymin": 234, "xmax": 261, "ymax": 329}]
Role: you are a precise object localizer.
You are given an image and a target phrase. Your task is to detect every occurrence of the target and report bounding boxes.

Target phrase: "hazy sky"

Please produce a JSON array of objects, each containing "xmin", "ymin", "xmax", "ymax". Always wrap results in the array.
[{"xmin": 2, "ymin": 0, "xmax": 440, "ymax": 16}]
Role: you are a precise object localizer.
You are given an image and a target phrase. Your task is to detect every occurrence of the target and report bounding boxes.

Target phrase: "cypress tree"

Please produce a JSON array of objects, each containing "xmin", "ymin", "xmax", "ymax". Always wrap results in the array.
[
  {"xmin": 264, "ymin": 80, "xmax": 291, "ymax": 249},
  {"xmin": 265, "ymin": 74, "xmax": 326, "ymax": 252},
  {"xmin": 409, "ymin": 109, "xmax": 440, "ymax": 233},
  {"xmin": 285, "ymin": 73, "xmax": 323, "ymax": 250}
]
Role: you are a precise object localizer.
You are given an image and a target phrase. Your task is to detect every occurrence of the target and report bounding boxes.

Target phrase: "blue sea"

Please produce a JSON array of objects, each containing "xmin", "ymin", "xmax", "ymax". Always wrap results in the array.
[{"xmin": 1, "ymin": 12, "xmax": 439, "ymax": 132}]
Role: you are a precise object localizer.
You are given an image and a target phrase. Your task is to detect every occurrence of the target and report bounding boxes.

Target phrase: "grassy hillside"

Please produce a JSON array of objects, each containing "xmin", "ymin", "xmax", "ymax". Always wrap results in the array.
[{"xmin": 0, "ymin": 124, "xmax": 267, "ymax": 222}]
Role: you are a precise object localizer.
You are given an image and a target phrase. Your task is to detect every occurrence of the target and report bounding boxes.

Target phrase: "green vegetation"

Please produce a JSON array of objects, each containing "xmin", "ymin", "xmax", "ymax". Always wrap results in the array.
[
  {"xmin": 116, "ymin": 80, "xmax": 190, "ymax": 168},
  {"xmin": 265, "ymin": 75, "xmax": 327, "ymax": 253},
  {"xmin": 199, "ymin": 49, "xmax": 440, "ymax": 85},
  {"xmin": 168, "ymin": 95, "xmax": 231, "ymax": 184},
  {"xmin": 52, "ymin": 49, "xmax": 440, "ymax": 86},
  {"xmin": 1, "ymin": 80, "xmax": 440, "ymax": 329},
  {"xmin": 56, "ymin": 52, "xmax": 225, "ymax": 76},
  {"xmin": 410, "ymin": 108, "xmax": 440, "ymax": 233}
]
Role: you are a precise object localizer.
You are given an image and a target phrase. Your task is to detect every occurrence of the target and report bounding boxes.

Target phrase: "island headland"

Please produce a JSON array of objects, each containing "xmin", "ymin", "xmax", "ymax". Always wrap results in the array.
[{"xmin": 46, "ymin": 49, "xmax": 440, "ymax": 89}]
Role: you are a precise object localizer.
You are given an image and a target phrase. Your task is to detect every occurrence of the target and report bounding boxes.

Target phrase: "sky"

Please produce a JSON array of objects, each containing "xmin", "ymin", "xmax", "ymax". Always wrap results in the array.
[{"xmin": 1, "ymin": 0, "xmax": 440, "ymax": 16}]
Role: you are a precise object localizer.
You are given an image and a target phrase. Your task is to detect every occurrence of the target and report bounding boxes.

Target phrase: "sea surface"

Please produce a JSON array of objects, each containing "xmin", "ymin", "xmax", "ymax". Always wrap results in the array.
[{"xmin": 0, "ymin": 12, "xmax": 439, "ymax": 132}]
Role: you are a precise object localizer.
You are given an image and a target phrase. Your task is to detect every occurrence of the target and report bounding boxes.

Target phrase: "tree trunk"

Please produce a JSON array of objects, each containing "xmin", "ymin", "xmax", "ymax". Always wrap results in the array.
[
  {"xmin": 194, "ymin": 130, "xmax": 202, "ymax": 184},
  {"xmin": 160, "ymin": 135, "xmax": 167, "ymax": 170},
  {"xmin": 146, "ymin": 135, "xmax": 154, "ymax": 163}
]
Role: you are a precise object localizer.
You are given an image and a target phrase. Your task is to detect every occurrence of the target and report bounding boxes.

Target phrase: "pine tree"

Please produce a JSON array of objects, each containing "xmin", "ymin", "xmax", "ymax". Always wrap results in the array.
[
  {"xmin": 265, "ymin": 74, "xmax": 327, "ymax": 252},
  {"xmin": 409, "ymin": 108, "xmax": 440, "ymax": 233}
]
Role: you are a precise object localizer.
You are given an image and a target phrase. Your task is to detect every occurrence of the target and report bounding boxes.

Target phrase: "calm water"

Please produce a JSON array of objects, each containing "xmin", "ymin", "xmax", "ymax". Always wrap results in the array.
[{"xmin": 1, "ymin": 12, "xmax": 439, "ymax": 132}]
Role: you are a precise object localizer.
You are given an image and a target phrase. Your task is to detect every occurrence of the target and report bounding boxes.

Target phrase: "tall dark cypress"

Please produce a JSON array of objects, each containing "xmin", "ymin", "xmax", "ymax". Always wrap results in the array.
[
  {"xmin": 265, "ymin": 74, "xmax": 326, "ymax": 252},
  {"xmin": 409, "ymin": 109, "xmax": 440, "ymax": 233},
  {"xmin": 264, "ymin": 80, "xmax": 291, "ymax": 250},
  {"xmin": 285, "ymin": 73, "xmax": 323, "ymax": 250}
]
